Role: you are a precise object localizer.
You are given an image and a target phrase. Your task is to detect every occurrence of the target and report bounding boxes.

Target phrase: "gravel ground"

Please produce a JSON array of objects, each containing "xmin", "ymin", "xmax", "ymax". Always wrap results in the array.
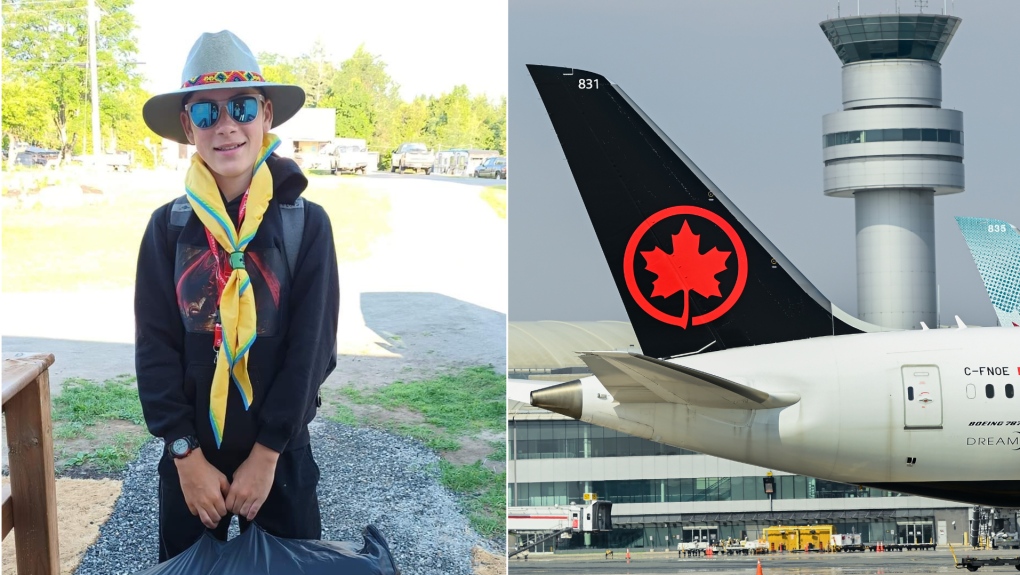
[{"xmin": 73, "ymin": 419, "xmax": 503, "ymax": 575}]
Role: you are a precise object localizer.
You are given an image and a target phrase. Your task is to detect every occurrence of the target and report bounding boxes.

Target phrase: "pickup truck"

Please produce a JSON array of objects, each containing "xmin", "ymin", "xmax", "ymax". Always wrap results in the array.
[
  {"xmin": 391, "ymin": 143, "xmax": 434, "ymax": 175},
  {"xmin": 330, "ymin": 138, "xmax": 369, "ymax": 175}
]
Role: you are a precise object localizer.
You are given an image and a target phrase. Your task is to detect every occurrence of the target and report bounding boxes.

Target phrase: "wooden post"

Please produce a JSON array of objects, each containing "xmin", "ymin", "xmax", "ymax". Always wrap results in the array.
[{"xmin": 2, "ymin": 353, "xmax": 59, "ymax": 575}]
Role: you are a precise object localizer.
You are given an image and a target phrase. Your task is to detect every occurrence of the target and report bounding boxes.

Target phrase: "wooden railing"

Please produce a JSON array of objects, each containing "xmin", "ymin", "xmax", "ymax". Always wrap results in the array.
[{"xmin": 2, "ymin": 352, "xmax": 60, "ymax": 575}]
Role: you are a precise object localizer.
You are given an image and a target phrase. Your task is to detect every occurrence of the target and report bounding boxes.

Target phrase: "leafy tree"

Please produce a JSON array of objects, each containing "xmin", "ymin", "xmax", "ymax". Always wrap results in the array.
[
  {"xmin": 2, "ymin": 0, "xmax": 146, "ymax": 161},
  {"xmin": 258, "ymin": 52, "xmax": 301, "ymax": 86},
  {"xmin": 299, "ymin": 39, "xmax": 336, "ymax": 108},
  {"xmin": 226, "ymin": 43, "xmax": 508, "ymax": 166}
]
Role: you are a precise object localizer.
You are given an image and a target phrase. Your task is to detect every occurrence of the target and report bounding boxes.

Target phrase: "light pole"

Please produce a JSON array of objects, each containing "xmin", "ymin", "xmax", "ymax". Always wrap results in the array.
[
  {"xmin": 88, "ymin": 0, "xmax": 100, "ymax": 161},
  {"xmin": 762, "ymin": 472, "xmax": 775, "ymax": 517}
]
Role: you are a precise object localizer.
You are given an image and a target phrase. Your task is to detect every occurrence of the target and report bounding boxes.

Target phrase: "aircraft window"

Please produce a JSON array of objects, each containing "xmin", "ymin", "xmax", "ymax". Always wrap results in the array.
[
  {"xmin": 966, "ymin": 384, "xmax": 976, "ymax": 399},
  {"xmin": 985, "ymin": 384, "xmax": 994, "ymax": 399},
  {"xmin": 1007, "ymin": 384, "xmax": 1015, "ymax": 399},
  {"xmin": 907, "ymin": 387, "xmax": 914, "ymax": 401}
]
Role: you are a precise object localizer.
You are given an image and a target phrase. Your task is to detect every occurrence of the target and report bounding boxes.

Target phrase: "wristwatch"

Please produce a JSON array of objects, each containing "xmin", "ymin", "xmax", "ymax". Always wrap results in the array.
[{"xmin": 167, "ymin": 435, "xmax": 200, "ymax": 459}]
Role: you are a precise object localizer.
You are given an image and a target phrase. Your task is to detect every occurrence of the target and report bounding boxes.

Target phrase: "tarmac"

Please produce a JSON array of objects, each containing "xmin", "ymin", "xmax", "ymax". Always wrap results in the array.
[{"xmin": 507, "ymin": 547, "xmax": 1020, "ymax": 574}]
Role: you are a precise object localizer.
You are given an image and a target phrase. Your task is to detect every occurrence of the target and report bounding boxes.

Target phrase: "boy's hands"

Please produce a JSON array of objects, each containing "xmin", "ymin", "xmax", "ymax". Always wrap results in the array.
[
  {"xmin": 226, "ymin": 442, "xmax": 279, "ymax": 521},
  {"xmin": 174, "ymin": 448, "xmax": 230, "ymax": 529}
]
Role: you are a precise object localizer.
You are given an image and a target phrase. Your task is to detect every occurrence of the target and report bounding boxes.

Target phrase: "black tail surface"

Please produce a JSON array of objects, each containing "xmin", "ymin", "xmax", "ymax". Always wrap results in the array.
[{"xmin": 528, "ymin": 64, "xmax": 868, "ymax": 359}]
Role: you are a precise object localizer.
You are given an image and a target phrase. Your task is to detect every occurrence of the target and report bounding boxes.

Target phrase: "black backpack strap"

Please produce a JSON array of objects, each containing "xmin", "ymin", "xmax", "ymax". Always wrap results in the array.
[
  {"xmin": 278, "ymin": 197, "xmax": 305, "ymax": 279},
  {"xmin": 169, "ymin": 195, "xmax": 304, "ymax": 279}
]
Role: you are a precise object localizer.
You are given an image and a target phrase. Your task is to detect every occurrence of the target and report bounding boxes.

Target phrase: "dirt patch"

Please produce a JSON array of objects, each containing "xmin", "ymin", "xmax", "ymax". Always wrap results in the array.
[
  {"xmin": 445, "ymin": 430, "xmax": 505, "ymax": 472},
  {"xmin": 54, "ymin": 419, "xmax": 147, "ymax": 474},
  {"xmin": 1, "ymin": 478, "xmax": 122, "ymax": 575},
  {"xmin": 472, "ymin": 546, "xmax": 506, "ymax": 575}
]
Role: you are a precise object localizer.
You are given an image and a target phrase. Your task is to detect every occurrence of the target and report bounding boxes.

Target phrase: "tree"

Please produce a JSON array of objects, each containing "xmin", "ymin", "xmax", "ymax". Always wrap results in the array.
[
  {"xmin": 324, "ymin": 45, "xmax": 402, "ymax": 152},
  {"xmin": 258, "ymin": 52, "xmax": 301, "ymax": 86},
  {"xmin": 421, "ymin": 87, "xmax": 505, "ymax": 154},
  {"xmin": 298, "ymin": 39, "xmax": 336, "ymax": 108},
  {"xmin": 2, "ymin": 0, "xmax": 146, "ymax": 160},
  {"xmin": 252, "ymin": 42, "xmax": 508, "ymax": 162}
]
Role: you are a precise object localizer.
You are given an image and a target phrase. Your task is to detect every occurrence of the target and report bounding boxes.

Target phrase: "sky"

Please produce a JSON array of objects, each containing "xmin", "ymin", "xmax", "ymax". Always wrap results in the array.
[
  {"xmin": 127, "ymin": 1, "xmax": 508, "ymax": 101},
  {"xmin": 508, "ymin": 0, "xmax": 1020, "ymax": 328}
]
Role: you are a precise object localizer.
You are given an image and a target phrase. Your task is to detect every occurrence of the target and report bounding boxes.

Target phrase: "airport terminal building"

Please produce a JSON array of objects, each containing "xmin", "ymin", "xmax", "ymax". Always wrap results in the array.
[{"xmin": 507, "ymin": 321, "xmax": 970, "ymax": 551}]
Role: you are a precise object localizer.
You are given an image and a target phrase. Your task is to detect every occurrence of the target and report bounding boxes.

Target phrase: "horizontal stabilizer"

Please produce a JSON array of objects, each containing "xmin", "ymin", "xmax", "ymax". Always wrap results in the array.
[{"xmin": 579, "ymin": 351, "xmax": 799, "ymax": 409}]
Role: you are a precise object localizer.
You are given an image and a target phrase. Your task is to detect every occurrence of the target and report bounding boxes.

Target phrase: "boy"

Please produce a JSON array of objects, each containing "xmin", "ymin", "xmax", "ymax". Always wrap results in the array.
[{"xmin": 135, "ymin": 30, "xmax": 339, "ymax": 562}]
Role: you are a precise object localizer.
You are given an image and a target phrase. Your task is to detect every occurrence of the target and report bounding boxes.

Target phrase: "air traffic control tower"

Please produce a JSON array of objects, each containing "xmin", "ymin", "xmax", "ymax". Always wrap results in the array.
[{"xmin": 820, "ymin": 14, "xmax": 963, "ymax": 330}]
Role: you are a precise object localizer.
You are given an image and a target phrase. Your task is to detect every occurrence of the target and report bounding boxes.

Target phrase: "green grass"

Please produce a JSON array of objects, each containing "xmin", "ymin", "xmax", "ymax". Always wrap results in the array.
[
  {"xmin": 50, "ymin": 375, "xmax": 149, "ymax": 473},
  {"xmin": 63, "ymin": 433, "xmax": 149, "ymax": 472},
  {"xmin": 52, "ymin": 375, "xmax": 145, "ymax": 426},
  {"xmin": 437, "ymin": 460, "xmax": 506, "ymax": 539},
  {"xmin": 2, "ymin": 172, "xmax": 391, "ymax": 292},
  {"xmin": 487, "ymin": 440, "xmax": 507, "ymax": 463},
  {"xmin": 391, "ymin": 424, "xmax": 461, "ymax": 452},
  {"xmin": 325, "ymin": 402, "xmax": 359, "ymax": 426},
  {"xmin": 370, "ymin": 366, "xmax": 505, "ymax": 435},
  {"xmin": 333, "ymin": 367, "xmax": 504, "ymax": 450},
  {"xmin": 338, "ymin": 386, "xmax": 371, "ymax": 404},
  {"xmin": 480, "ymin": 185, "xmax": 507, "ymax": 219}
]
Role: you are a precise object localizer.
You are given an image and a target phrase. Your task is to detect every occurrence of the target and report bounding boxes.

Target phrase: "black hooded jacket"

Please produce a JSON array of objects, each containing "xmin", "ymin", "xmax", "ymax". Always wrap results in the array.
[{"xmin": 135, "ymin": 154, "xmax": 339, "ymax": 472}]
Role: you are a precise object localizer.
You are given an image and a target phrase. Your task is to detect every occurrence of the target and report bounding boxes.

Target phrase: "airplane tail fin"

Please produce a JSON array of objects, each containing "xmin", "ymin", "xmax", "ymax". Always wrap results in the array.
[
  {"xmin": 955, "ymin": 216, "xmax": 1020, "ymax": 327},
  {"xmin": 527, "ymin": 64, "xmax": 880, "ymax": 359}
]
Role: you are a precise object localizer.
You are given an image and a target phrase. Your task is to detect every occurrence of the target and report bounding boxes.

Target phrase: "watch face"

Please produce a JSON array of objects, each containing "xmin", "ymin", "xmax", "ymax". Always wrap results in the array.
[{"xmin": 171, "ymin": 438, "xmax": 189, "ymax": 456}]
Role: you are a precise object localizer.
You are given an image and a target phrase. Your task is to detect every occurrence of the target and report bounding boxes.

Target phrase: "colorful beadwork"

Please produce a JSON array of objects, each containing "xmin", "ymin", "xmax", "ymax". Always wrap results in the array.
[{"xmin": 182, "ymin": 70, "xmax": 265, "ymax": 88}]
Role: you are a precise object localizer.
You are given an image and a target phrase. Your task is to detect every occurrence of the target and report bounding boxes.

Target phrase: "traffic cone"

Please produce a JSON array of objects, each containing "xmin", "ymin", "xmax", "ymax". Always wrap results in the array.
[
  {"xmin": 756, "ymin": 559, "xmax": 764, "ymax": 575},
  {"xmin": 626, "ymin": 548, "xmax": 631, "ymax": 563},
  {"xmin": 706, "ymin": 545, "xmax": 713, "ymax": 557}
]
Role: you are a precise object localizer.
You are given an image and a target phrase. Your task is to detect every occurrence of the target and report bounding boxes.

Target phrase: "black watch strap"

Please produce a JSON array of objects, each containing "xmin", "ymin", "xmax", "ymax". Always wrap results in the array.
[{"xmin": 167, "ymin": 435, "xmax": 200, "ymax": 459}]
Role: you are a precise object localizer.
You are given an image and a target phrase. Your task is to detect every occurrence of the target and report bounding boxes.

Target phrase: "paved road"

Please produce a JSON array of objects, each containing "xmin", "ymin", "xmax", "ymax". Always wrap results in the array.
[{"xmin": 508, "ymin": 548, "xmax": 1018, "ymax": 574}]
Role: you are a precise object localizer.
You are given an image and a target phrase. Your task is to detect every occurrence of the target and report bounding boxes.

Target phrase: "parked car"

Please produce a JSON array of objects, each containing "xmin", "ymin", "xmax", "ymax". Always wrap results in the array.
[
  {"xmin": 331, "ymin": 138, "xmax": 369, "ymax": 175},
  {"xmin": 391, "ymin": 143, "xmax": 434, "ymax": 175},
  {"xmin": 14, "ymin": 146, "xmax": 60, "ymax": 168},
  {"xmin": 473, "ymin": 156, "xmax": 507, "ymax": 179}
]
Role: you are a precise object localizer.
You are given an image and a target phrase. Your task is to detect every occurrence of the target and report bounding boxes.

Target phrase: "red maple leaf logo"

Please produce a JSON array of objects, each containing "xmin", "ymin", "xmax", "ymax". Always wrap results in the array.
[{"xmin": 640, "ymin": 220, "xmax": 731, "ymax": 328}]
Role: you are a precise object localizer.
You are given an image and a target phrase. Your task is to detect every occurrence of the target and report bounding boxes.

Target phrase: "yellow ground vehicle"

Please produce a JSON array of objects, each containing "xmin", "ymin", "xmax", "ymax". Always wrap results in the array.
[{"xmin": 762, "ymin": 525, "xmax": 833, "ymax": 552}]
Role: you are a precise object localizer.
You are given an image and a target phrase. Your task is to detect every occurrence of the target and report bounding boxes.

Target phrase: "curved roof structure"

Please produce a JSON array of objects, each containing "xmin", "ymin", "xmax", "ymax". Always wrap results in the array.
[
  {"xmin": 509, "ymin": 320, "xmax": 639, "ymax": 371},
  {"xmin": 819, "ymin": 14, "xmax": 961, "ymax": 64}
]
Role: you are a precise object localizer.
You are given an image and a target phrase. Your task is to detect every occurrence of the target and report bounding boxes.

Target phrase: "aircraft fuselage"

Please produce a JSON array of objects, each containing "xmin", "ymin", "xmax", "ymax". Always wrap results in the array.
[{"xmin": 575, "ymin": 327, "xmax": 1020, "ymax": 506}]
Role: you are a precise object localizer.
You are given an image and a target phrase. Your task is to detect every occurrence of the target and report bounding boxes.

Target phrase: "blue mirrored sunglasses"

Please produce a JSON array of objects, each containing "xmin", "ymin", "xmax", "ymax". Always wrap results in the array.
[{"xmin": 184, "ymin": 94, "xmax": 264, "ymax": 129}]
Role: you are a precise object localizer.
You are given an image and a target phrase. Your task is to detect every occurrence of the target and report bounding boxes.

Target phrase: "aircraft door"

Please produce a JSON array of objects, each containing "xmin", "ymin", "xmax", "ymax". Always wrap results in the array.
[{"xmin": 902, "ymin": 366, "xmax": 943, "ymax": 429}]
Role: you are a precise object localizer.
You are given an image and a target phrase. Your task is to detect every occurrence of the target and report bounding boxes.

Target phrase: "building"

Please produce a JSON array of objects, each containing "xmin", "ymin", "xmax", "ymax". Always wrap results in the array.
[
  {"xmin": 508, "ymin": 321, "xmax": 970, "ymax": 552},
  {"xmin": 271, "ymin": 107, "xmax": 337, "ymax": 163},
  {"xmin": 820, "ymin": 14, "xmax": 965, "ymax": 330}
]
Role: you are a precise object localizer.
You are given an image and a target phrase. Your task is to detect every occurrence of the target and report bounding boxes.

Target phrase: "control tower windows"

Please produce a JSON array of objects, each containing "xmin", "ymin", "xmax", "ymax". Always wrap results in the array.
[{"xmin": 824, "ymin": 128, "xmax": 963, "ymax": 147}]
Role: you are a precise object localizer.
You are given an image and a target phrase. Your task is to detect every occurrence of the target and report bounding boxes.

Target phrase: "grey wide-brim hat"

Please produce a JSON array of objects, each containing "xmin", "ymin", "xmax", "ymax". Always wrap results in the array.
[{"xmin": 143, "ymin": 30, "xmax": 305, "ymax": 144}]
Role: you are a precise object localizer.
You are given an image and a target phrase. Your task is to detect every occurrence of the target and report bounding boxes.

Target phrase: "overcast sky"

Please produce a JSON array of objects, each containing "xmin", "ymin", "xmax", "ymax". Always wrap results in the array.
[
  {"xmin": 129, "ymin": 1, "xmax": 507, "ymax": 101},
  {"xmin": 508, "ymin": 0, "xmax": 1020, "ymax": 327}
]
